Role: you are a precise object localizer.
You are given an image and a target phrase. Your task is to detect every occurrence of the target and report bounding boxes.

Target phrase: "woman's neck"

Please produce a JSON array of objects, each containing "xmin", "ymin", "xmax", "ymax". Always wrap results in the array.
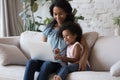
[{"xmin": 55, "ymin": 23, "xmax": 61, "ymax": 29}]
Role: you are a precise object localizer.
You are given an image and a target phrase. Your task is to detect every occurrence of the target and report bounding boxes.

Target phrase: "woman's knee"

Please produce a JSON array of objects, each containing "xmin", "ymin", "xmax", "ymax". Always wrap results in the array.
[
  {"xmin": 26, "ymin": 59, "xmax": 36, "ymax": 66},
  {"xmin": 42, "ymin": 61, "xmax": 53, "ymax": 69},
  {"xmin": 26, "ymin": 59, "xmax": 42, "ymax": 69}
]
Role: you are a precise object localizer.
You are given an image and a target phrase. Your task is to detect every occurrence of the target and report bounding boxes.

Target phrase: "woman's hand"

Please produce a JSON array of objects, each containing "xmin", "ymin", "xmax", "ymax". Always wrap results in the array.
[{"xmin": 78, "ymin": 57, "xmax": 87, "ymax": 71}]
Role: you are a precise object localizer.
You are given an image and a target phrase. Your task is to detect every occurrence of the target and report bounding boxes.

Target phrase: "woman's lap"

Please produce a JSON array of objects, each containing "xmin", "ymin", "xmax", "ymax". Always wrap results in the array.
[
  {"xmin": 37, "ymin": 61, "xmax": 61, "ymax": 80},
  {"xmin": 24, "ymin": 59, "xmax": 62, "ymax": 80}
]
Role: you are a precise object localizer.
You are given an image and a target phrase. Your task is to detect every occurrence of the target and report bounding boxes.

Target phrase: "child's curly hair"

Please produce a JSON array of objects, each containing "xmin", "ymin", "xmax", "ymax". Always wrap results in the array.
[{"xmin": 58, "ymin": 22, "xmax": 83, "ymax": 42}]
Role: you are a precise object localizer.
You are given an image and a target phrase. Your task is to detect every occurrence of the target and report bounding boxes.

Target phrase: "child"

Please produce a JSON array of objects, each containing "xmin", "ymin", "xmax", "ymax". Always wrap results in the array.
[{"xmin": 53, "ymin": 22, "xmax": 90, "ymax": 80}]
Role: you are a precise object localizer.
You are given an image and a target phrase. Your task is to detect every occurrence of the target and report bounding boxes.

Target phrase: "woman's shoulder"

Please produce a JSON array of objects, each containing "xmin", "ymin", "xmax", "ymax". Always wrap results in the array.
[
  {"xmin": 42, "ymin": 25, "xmax": 52, "ymax": 36},
  {"xmin": 44, "ymin": 25, "xmax": 52, "ymax": 31},
  {"xmin": 43, "ymin": 24, "xmax": 53, "ymax": 32}
]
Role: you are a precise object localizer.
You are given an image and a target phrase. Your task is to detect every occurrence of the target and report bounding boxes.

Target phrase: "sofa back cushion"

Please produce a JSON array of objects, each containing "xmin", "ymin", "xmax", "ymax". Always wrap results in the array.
[
  {"xmin": 89, "ymin": 36, "xmax": 120, "ymax": 71},
  {"xmin": 0, "ymin": 36, "xmax": 20, "ymax": 48},
  {"xmin": 83, "ymin": 32, "xmax": 98, "ymax": 56}
]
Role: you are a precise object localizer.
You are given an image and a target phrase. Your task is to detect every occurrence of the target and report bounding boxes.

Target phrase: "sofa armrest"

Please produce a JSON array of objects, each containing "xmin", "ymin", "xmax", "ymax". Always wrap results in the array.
[{"xmin": 0, "ymin": 36, "xmax": 20, "ymax": 48}]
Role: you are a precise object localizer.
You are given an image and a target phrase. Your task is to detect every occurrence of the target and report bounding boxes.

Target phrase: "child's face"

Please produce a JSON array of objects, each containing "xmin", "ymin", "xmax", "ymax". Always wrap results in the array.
[{"xmin": 62, "ymin": 29, "xmax": 77, "ymax": 45}]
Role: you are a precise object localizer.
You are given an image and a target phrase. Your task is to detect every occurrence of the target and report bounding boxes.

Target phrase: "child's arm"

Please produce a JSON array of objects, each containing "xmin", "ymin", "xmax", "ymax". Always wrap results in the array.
[{"xmin": 55, "ymin": 44, "xmax": 82, "ymax": 63}]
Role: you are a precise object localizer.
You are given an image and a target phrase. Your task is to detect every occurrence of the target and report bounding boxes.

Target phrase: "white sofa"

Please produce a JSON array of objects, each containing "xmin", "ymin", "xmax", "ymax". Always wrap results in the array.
[{"xmin": 0, "ymin": 31, "xmax": 120, "ymax": 80}]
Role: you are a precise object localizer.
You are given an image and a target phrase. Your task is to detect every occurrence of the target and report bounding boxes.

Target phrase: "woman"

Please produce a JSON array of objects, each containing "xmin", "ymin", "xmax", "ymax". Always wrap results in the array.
[{"xmin": 23, "ymin": 0, "xmax": 89, "ymax": 80}]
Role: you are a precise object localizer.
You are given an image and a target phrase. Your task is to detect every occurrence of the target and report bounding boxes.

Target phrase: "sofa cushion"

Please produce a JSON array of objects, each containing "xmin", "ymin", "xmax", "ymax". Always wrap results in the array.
[
  {"xmin": 83, "ymin": 32, "xmax": 98, "ymax": 54},
  {"xmin": 90, "ymin": 36, "xmax": 120, "ymax": 71},
  {"xmin": 0, "ymin": 43, "xmax": 28, "ymax": 66},
  {"xmin": 110, "ymin": 60, "xmax": 120, "ymax": 77},
  {"xmin": 0, "ymin": 65, "xmax": 25, "ymax": 80},
  {"xmin": 0, "ymin": 36, "xmax": 20, "ymax": 48},
  {"xmin": 66, "ymin": 71, "xmax": 120, "ymax": 80}
]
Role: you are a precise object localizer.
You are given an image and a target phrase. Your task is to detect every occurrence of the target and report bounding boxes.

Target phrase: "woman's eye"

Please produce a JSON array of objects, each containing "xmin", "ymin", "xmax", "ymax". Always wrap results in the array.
[{"xmin": 54, "ymin": 14, "xmax": 57, "ymax": 16}]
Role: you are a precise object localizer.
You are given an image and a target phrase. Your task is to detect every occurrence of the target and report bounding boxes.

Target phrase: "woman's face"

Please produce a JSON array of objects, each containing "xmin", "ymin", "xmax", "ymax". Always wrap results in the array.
[
  {"xmin": 62, "ymin": 29, "xmax": 77, "ymax": 45},
  {"xmin": 53, "ymin": 6, "xmax": 67, "ymax": 25}
]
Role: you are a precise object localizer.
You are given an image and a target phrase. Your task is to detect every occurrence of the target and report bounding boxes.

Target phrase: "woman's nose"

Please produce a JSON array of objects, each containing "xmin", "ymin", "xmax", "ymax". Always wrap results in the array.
[{"xmin": 56, "ymin": 15, "xmax": 60, "ymax": 20}]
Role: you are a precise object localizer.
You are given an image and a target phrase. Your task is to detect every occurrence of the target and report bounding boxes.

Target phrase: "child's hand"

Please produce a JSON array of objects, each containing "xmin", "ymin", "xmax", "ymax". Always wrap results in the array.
[
  {"xmin": 55, "ymin": 55, "xmax": 67, "ymax": 62},
  {"xmin": 55, "ymin": 54, "xmax": 62, "ymax": 60},
  {"xmin": 53, "ymin": 48, "xmax": 60, "ymax": 54}
]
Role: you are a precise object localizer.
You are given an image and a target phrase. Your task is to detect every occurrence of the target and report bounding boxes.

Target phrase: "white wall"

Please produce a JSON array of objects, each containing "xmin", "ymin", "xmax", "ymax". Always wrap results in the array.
[
  {"xmin": 71, "ymin": 0, "xmax": 120, "ymax": 36},
  {"xmin": 35, "ymin": 0, "xmax": 120, "ymax": 36}
]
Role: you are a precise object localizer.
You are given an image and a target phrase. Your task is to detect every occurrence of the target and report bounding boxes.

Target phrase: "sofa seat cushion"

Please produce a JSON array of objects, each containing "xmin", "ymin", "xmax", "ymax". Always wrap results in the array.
[
  {"xmin": 66, "ymin": 71, "xmax": 120, "ymax": 80},
  {"xmin": 0, "ymin": 65, "xmax": 120, "ymax": 80},
  {"xmin": 0, "ymin": 65, "xmax": 25, "ymax": 80},
  {"xmin": 33, "ymin": 71, "xmax": 120, "ymax": 80}
]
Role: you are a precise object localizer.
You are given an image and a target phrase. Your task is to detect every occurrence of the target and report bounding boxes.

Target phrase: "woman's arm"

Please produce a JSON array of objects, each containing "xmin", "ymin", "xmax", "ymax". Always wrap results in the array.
[{"xmin": 78, "ymin": 36, "xmax": 89, "ymax": 71}]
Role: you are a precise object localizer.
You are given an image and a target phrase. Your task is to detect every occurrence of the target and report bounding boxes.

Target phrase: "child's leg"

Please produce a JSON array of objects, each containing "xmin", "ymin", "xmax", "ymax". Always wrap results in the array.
[{"xmin": 57, "ymin": 64, "xmax": 79, "ymax": 80}]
